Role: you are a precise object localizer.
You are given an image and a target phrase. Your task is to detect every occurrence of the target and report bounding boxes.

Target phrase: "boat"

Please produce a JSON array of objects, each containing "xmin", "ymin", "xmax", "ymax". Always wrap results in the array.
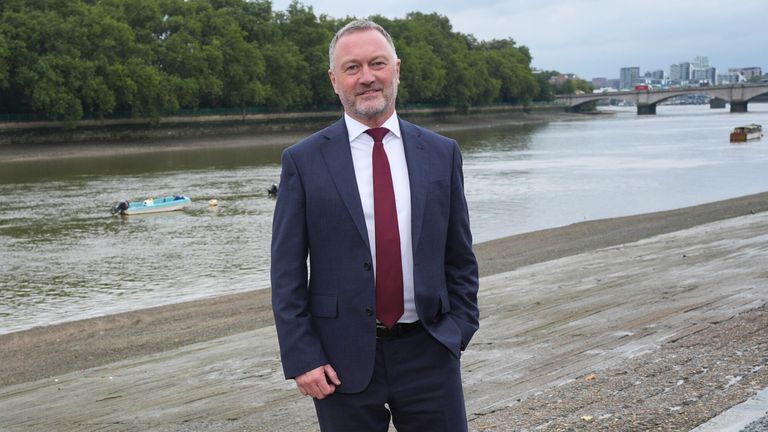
[
  {"xmin": 111, "ymin": 195, "xmax": 191, "ymax": 215},
  {"xmin": 730, "ymin": 124, "xmax": 763, "ymax": 142}
]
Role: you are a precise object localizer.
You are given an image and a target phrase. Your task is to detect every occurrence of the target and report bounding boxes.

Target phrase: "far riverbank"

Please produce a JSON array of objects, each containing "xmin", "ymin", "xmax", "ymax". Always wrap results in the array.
[{"xmin": 0, "ymin": 105, "xmax": 591, "ymax": 159}]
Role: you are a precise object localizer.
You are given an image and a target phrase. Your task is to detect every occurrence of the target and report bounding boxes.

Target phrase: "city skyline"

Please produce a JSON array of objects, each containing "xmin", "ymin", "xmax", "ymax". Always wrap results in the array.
[
  {"xmin": 594, "ymin": 59, "xmax": 762, "ymax": 82},
  {"xmin": 271, "ymin": 0, "xmax": 767, "ymax": 80}
]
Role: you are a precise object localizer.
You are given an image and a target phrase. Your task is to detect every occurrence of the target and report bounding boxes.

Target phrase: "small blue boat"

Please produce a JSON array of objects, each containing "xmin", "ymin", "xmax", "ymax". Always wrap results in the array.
[{"xmin": 111, "ymin": 195, "xmax": 191, "ymax": 215}]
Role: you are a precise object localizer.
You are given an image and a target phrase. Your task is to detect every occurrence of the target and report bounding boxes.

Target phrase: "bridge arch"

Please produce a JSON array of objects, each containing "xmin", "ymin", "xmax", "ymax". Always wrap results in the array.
[{"xmin": 557, "ymin": 83, "xmax": 768, "ymax": 115}]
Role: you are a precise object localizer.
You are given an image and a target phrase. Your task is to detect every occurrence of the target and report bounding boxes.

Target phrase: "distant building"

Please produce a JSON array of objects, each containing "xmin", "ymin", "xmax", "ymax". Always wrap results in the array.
[
  {"xmin": 606, "ymin": 78, "xmax": 621, "ymax": 89},
  {"xmin": 670, "ymin": 64, "xmax": 681, "ymax": 81},
  {"xmin": 691, "ymin": 66, "xmax": 716, "ymax": 85},
  {"xmin": 591, "ymin": 77, "xmax": 608, "ymax": 88},
  {"xmin": 548, "ymin": 73, "xmax": 578, "ymax": 87},
  {"xmin": 729, "ymin": 67, "xmax": 763, "ymax": 81},
  {"xmin": 619, "ymin": 67, "xmax": 640, "ymax": 90},
  {"xmin": 717, "ymin": 73, "xmax": 741, "ymax": 85},
  {"xmin": 692, "ymin": 56, "xmax": 709, "ymax": 69},
  {"xmin": 671, "ymin": 62, "xmax": 692, "ymax": 83}
]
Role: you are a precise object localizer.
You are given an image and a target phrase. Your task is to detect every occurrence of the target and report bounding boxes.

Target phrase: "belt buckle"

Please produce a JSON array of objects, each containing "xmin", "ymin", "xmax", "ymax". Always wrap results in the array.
[
  {"xmin": 376, "ymin": 321, "xmax": 418, "ymax": 339},
  {"xmin": 375, "ymin": 323, "xmax": 392, "ymax": 339}
]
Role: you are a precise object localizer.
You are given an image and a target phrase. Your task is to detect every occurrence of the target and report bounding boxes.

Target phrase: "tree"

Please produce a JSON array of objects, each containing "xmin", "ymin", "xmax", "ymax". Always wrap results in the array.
[
  {"xmin": 397, "ymin": 41, "xmax": 446, "ymax": 104},
  {"xmin": 277, "ymin": 2, "xmax": 337, "ymax": 107},
  {"xmin": 479, "ymin": 39, "xmax": 538, "ymax": 105},
  {"xmin": 0, "ymin": 31, "xmax": 10, "ymax": 90},
  {"xmin": 0, "ymin": 0, "xmax": 548, "ymax": 125},
  {"xmin": 261, "ymin": 40, "xmax": 311, "ymax": 111}
]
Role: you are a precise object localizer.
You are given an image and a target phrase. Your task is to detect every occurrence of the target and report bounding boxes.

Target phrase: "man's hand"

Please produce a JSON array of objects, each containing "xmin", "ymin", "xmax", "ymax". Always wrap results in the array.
[{"xmin": 295, "ymin": 364, "xmax": 341, "ymax": 399}]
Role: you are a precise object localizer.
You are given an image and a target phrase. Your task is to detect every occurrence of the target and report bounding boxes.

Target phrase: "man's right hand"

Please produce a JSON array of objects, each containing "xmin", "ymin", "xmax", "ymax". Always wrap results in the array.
[{"xmin": 295, "ymin": 364, "xmax": 341, "ymax": 399}]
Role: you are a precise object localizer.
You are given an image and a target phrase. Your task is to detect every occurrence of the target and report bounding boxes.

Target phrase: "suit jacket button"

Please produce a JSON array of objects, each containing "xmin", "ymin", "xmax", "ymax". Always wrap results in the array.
[
  {"xmin": 363, "ymin": 262, "xmax": 372, "ymax": 271},
  {"xmin": 365, "ymin": 308, "xmax": 373, "ymax": 316}
]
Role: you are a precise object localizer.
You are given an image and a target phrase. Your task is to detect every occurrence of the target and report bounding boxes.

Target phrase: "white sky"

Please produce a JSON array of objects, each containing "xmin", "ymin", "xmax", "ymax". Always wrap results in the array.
[{"xmin": 270, "ymin": 0, "xmax": 768, "ymax": 80}]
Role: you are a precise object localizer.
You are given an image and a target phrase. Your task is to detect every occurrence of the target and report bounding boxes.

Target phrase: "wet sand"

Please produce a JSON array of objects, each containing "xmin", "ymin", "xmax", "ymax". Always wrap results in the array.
[{"xmin": 1, "ymin": 192, "xmax": 767, "ymax": 431}]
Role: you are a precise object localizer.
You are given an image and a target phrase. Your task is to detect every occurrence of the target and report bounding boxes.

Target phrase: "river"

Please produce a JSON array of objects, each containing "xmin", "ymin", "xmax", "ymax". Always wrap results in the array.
[{"xmin": 1, "ymin": 104, "xmax": 767, "ymax": 334}]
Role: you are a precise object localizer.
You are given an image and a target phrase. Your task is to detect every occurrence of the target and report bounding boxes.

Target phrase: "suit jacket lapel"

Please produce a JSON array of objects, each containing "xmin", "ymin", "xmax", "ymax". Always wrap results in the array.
[
  {"xmin": 320, "ymin": 119, "xmax": 371, "ymax": 250},
  {"xmin": 400, "ymin": 119, "xmax": 429, "ymax": 250}
]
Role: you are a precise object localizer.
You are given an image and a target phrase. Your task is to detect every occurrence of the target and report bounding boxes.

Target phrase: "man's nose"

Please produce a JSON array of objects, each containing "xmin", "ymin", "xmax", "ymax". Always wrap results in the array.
[{"xmin": 360, "ymin": 66, "xmax": 375, "ymax": 84}]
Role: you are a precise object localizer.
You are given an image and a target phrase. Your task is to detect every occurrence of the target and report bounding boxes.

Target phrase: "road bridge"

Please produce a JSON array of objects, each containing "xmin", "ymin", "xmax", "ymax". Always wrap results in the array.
[{"xmin": 556, "ymin": 83, "xmax": 768, "ymax": 115}]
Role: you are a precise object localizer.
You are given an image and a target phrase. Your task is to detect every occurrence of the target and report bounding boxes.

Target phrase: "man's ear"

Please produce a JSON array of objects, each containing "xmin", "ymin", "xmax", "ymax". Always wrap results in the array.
[{"xmin": 328, "ymin": 69, "xmax": 338, "ymax": 94}]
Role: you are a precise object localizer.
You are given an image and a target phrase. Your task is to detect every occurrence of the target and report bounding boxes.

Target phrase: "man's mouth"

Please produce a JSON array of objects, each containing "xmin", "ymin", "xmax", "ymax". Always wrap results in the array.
[{"xmin": 356, "ymin": 88, "xmax": 381, "ymax": 97}]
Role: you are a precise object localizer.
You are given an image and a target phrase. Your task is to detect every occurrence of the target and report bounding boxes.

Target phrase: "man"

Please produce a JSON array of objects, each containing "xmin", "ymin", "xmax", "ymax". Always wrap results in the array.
[{"xmin": 271, "ymin": 19, "xmax": 479, "ymax": 431}]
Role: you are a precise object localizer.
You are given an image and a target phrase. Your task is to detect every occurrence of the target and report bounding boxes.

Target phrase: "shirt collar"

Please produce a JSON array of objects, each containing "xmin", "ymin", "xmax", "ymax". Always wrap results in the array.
[{"xmin": 344, "ymin": 111, "xmax": 401, "ymax": 143}]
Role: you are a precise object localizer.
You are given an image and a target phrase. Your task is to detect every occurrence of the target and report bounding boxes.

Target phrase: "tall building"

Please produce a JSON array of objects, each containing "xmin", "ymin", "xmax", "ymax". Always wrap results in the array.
[
  {"xmin": 692, "ymin": 67, "xmax": 716, "ymax": 84},
  {"xmin": 669, "ymin": 62, "xmax": 691, "ymax": 84},
  {"xmin": 692, "ymin": 56, "xmax": 709, "ymax": 69},
  {"xmin": 679, "ymin": 62, "xmax": 691, "ymax": 82},
  {"xmin": 620, "ymin": 67, "xmax": 640, "ymax": 90},
  {"xmin": 689, "ymin": 56, "xmax": 714, "ymax": 85},
  {"xmin": 670, "ymin": 64, "xmax": 681, "ymax": 81}
]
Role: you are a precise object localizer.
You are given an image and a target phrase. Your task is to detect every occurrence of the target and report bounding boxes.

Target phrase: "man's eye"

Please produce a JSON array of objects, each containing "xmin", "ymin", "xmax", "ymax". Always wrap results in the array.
[{"xmin": 346, "ymin": 65, "xmax": 359, "ymax": 73}]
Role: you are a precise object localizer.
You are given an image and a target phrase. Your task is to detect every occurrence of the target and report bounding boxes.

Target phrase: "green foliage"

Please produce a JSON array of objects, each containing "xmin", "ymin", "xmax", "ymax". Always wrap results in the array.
[
  {"xmin": 0, "ymin": 0, "xmax": 546, "ymax": 125},
  {"xmin": 533, "ymin": 70, "xmax": 593, "ymax": 101}
]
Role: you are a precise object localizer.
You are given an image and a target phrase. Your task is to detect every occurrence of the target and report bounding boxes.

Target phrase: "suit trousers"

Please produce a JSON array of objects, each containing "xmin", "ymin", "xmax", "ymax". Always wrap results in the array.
[{"xmin": 313, "ymin": 324, "xmax": 468, "ymax": 432}]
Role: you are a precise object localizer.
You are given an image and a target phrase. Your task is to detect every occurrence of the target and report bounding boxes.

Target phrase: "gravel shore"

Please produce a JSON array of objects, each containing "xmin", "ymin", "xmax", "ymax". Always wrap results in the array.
[{"xmin": 474, "ymin": 304, "xmax": 768, "ymax": 431}]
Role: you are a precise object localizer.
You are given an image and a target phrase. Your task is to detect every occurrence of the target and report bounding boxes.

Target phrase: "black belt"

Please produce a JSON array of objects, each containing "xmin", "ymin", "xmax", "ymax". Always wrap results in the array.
[{"xmin": 376, "ymin": 321, "xmax": 421, "ymax": 339}]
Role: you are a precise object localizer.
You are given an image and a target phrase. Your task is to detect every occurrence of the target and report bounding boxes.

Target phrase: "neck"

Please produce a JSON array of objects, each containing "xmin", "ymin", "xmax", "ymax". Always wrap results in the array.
[{"xmin": 346, "ymin": 109, "xmax": 395, "ymax": 129}]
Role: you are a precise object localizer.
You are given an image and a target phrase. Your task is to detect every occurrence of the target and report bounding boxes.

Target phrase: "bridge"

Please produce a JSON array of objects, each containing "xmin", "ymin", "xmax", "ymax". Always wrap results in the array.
[{"xmin": 556, "ymin": 83, "xmax": 768, "ymax": 115}]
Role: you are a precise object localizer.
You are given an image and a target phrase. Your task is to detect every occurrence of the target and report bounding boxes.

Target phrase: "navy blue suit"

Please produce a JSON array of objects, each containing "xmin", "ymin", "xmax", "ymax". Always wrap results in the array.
[{"xmin": 271, "ymin": 117, "xmax": 479, "ymax": 396}]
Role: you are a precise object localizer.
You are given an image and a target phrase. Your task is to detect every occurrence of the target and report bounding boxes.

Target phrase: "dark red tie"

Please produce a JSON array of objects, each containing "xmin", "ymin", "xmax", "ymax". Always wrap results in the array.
[{"xmin": 366, "ymin": 127, "xmax": 404, "ymax": 329}]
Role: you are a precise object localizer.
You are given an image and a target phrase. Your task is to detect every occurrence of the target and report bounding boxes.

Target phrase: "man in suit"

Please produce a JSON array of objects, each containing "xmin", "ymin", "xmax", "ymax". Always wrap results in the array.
[{"xmin": 271, "ymin": 19, "xmax": 479, "ymax": 431}]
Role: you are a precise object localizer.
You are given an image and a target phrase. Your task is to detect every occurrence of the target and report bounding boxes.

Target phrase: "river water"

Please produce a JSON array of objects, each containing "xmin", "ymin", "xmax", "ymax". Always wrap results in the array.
[{"xmin": 1, "ymin": 105, "xmax": 767, "ymax": 334}]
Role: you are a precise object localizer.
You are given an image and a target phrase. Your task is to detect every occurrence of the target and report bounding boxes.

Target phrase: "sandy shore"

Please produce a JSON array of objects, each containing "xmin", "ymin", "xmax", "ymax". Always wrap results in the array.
[{"xmin": 1, "ymin": 191, "xmax": 767, "ymax": 389}]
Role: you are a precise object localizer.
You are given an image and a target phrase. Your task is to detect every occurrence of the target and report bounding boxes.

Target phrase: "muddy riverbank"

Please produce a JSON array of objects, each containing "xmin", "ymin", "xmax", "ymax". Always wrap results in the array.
[{"xmin": 0, "ymin": 105, "xmax": 580, "ymax": 151}]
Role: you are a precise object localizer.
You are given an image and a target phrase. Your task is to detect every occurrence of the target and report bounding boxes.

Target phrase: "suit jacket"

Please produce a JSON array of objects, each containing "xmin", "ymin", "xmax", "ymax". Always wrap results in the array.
[{"xmin": 271, "ymin": 117, "xmax": 479, "ymax": 393}]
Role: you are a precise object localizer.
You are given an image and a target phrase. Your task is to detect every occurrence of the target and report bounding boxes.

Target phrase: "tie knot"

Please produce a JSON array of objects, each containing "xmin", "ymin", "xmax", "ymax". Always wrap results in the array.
[{"xmin": 365, "ymin": 127, "xmax": 389, "ymax": 143}]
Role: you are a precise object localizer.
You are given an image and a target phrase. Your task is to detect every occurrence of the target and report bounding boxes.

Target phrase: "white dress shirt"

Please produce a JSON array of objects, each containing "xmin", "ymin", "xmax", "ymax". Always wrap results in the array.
[{"xmin": 345, "ymin": 112, "xmax": 417, "ymax": 323}]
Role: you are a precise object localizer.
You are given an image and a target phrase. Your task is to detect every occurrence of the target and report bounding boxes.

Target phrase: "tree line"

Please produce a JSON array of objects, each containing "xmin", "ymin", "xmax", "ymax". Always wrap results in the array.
[{"xmin": 0, "ymin": 0, "xmax": 581, "ymax": 126}]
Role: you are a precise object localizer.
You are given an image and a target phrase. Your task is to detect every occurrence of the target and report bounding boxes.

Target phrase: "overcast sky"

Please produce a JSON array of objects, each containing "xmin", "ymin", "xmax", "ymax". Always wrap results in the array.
[{"xmin": 271, "ymin": 0, "xmax": 767, "ymax": 80}]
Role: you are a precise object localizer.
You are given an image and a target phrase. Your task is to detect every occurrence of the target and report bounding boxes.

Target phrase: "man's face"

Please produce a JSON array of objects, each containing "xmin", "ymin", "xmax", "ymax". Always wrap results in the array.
[{"xmin": 329, "ymin": 29, "xmax": 401, "ymax": 127}]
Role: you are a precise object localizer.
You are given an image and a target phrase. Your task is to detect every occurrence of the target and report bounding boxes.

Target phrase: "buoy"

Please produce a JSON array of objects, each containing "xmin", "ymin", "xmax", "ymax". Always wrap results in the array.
[
  {"xmin": 208, "ymin": 199, "xmax": 218, "ymax": 207},
  {"xmin": 268, "ymin": 183, "xmax": 278, "ymax": 197}
]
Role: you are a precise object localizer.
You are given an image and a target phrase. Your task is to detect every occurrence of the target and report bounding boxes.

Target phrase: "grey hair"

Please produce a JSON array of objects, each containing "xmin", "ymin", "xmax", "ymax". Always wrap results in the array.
[{"xmin": 328, "ymin": 19, "xmax": 397, "ymax": 70}]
